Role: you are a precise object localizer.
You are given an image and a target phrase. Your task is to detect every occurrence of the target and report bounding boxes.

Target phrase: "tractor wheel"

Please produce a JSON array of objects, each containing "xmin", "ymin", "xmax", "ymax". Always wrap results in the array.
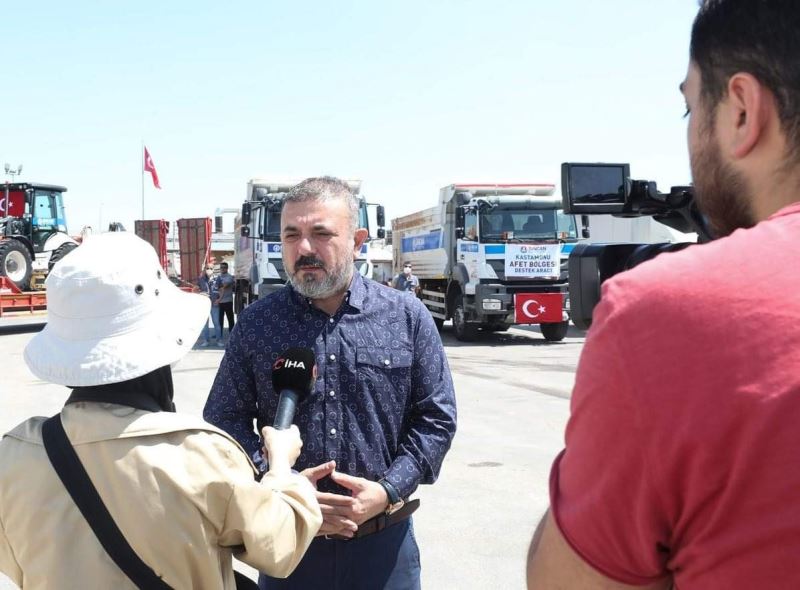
[
  {"xmin": 0, "ymin": 239, "xmax": 33, "ymax": 291},
  {"xmin": 48, "ymin": 242, "xmax": 78, "ymax": 271}
]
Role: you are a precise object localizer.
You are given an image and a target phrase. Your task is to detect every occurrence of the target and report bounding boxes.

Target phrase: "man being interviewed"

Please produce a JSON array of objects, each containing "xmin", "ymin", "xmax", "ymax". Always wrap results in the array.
[{"xmin": 204, "ymin": 176, "xmax": 457, "ymax": 590}]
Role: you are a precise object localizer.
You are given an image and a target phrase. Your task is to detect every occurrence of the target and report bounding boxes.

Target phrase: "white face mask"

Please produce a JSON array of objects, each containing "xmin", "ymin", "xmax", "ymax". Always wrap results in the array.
[
  {"xmin": 205, "ymin": 269, "xmax": 213, "ymax": 277},
  {"xmin": 403, "ymin": 266, "xmax": 412, "ymax": 275}
]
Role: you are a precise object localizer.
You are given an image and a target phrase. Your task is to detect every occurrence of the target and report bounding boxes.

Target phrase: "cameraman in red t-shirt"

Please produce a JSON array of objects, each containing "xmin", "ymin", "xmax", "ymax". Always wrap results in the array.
[{"xmin": 528, "ymin": 2, "xmax": 800, "ymax": 589}]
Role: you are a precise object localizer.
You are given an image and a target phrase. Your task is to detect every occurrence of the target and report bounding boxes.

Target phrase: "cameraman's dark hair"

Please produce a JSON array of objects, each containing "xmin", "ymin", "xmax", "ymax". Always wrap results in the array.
[{"xmin": 690, "ymin": 0, "xmax": 800, "ymax": 159}]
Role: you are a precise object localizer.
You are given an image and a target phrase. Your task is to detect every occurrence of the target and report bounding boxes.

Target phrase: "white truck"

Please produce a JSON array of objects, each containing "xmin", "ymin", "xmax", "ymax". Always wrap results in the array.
[
  {"xmin": 391, "ymin": 183, "xmax": 585, "ymax": 342},
  {"xmin": 233, "ymin": 178, "xmax": 387, "ymax": 312}
]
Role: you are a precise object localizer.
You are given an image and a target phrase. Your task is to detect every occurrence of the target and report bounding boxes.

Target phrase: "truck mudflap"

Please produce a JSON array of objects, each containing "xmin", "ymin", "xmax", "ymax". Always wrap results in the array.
[{"xmin": 513, "ymin": 292, "xmax": 566, "ymax": 324}]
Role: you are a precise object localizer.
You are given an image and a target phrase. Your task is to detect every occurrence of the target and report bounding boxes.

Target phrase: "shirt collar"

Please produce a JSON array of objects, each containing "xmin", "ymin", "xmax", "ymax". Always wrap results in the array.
[
  {"xmin": 347, "ymin": 272, "xmax": 366, "ymax": 311},
  {"xmin": 767, "ymin": 200, "xmax": 800, "ymax": 221}
]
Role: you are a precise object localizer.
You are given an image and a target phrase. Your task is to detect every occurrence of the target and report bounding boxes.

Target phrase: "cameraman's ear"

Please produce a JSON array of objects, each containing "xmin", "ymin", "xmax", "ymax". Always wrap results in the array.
[{"xmin": 725, "ymin": 73, "xmax": 774, "ymax": 159}]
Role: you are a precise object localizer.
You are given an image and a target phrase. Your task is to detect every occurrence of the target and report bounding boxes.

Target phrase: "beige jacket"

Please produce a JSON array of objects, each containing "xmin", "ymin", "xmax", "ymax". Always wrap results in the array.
[{"xmin": 0, "ymin": 403, "xmax": 322, "ymax": 589}]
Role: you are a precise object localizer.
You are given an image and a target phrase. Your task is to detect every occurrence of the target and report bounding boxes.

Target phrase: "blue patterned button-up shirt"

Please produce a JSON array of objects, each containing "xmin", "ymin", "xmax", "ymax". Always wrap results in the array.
[{"xmin": 203, "ymin": 273, "xmax": 457, "ymax": 499}]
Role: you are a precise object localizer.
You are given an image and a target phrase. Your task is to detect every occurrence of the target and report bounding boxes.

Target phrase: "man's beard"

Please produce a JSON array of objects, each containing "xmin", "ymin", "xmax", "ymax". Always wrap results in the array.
[
  {"xmin": 690, "ymin": 114, "xmax": 755, "ymax": 238},
  {"xmin": 286, "ymin": 253, "xmax": 353, "ymax": 299}
]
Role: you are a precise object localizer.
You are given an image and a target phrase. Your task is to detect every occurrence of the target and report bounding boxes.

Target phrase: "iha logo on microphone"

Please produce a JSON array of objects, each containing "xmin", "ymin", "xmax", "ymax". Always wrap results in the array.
[{"xmin": 273, "ymin": 358, "xmax": 306, "ymax": 370}]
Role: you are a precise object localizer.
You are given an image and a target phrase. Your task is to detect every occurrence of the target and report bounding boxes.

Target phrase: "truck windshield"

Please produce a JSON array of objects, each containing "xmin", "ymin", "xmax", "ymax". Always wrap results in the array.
[
  {"xmin": 479, "ymin": 208, "xmax": 577, "ymax": 241},
  {"xmin": 264, "ymin": 206, "xmax": 282, "ymax": 240}
]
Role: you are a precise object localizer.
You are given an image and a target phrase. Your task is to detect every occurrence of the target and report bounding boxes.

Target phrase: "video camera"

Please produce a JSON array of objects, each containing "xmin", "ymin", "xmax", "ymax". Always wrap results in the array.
[{"xmin": 561, "ymin": 162, "xmax": 712, "ymax": 330}]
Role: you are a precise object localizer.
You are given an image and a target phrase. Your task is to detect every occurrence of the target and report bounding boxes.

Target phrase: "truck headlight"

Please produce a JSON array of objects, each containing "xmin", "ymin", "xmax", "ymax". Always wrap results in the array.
[{"xmin": 482, "ymin": 299, "xmax": 502, "ymax": 311}]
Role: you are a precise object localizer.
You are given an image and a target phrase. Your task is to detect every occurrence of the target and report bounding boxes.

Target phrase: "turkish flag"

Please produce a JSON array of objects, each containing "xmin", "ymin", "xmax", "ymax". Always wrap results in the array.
[
  {"xmin": 0, "ymin": 190, "xmax": 25, "ymax": 217},
  {"xmin": 514, "ymin": 293, "xmax": 564, "ymax": 324},
  {"xmin": 143, "ymin": 146, "xmax": 161, "ymax": 189}
]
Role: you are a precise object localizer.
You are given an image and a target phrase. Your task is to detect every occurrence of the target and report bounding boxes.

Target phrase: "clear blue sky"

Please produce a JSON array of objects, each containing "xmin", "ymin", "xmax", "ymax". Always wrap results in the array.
[{"xmin": 2, "ymin": 1, "xmax": 700, "ymax": 234}]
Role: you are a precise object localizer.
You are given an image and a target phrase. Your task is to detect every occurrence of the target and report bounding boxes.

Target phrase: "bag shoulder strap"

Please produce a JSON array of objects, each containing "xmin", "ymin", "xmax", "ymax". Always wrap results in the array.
[{"xmin": 42, "ymin": 414, "xmax": 173, "ymax": 590}]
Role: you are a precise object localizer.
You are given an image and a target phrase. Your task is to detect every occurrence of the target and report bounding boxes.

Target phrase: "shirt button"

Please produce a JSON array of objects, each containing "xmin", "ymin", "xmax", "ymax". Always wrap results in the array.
[
  {"xmin": 383, "ymin": 359, "xmax": 390, "ymax": 366},
  {"xmin": 330, "ymin": 428, "xmax": 337, "ymax": 436},
  {"xmin": 329, "ymin": 354, "xmax": 336, "ymax": 361},
  {"xmin": 329, "ymin": 390, "xmax": 336, "ymax": 397},
  {"xmin": 329, "ymin": 318, "xmax": 335, "ymax": 324}
]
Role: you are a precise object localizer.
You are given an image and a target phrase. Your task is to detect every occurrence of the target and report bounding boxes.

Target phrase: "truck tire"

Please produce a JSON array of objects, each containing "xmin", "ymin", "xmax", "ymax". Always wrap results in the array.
[
  {"xmin": 541, "ymin": 321, "xmax": 569, "ymax": 342},
  {"xmin": 453, "ymin": 296, "xmax": 478, "ymax": 342},
  {"xmin": 0, "ymin": 239, "xmax": 33, "ymax": 291},
  {"xmin": 48, "ymin": 242, "xmax": 78, "ymax": 271}
]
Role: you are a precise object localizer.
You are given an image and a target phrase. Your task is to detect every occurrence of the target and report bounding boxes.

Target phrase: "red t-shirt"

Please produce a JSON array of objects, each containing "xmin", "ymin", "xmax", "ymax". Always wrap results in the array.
[{"xmin": 551, "ymin": 202, "xmax": 800, "ymax": 588}]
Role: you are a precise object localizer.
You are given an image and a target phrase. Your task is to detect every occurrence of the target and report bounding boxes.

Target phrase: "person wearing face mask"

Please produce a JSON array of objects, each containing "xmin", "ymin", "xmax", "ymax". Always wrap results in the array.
[
  {"xmin": 197, "ymin": 263, "xmax": 222, "ymax": 347},
  {"xmin": 204, "ymin": 177, "xmax": 456, "ymax": 590},
  {"xmin": 0, "ymin": 232, "xmax": 322, "ymax": 590},
  {"xmin": 391, "ymin": 262, "xmax": 420, "ymax": 295}
]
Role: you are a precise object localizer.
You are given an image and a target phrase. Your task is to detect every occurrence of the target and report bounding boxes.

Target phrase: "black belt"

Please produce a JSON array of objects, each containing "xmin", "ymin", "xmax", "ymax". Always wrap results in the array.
[{"xmin": 328, "ymin": 499, "xmax": 420, "ymax": 541}]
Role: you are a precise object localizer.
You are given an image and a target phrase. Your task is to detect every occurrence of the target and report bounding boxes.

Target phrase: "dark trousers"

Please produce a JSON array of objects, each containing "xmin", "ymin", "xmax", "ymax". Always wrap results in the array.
[
  {"xmin": 218, "ymin": 301, "xmax": 234, "ymax": 335},
  {"xmin": 259, "ymin": 518, "xmax": 421, "ymax": 590}
]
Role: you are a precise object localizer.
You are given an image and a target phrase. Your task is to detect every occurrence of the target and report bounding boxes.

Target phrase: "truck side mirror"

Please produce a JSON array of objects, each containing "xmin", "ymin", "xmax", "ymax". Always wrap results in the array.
[
  {"xmin": 241, "ymin": 226, "xmax": 250, "ymax": 238},
  {"xmin": 241, "ymin": 202, "xmax": 252, "ymax": 225},
  {"xmin": 376, "ymin": 205, "xmax": 385, "ymax": 228},
  {"xmin": 455, "ymin": 207, "xmax": 465, "ymax": 239},
  {"xmin": 377, "ymin": 228, "xmax": 385, "ymax": 239}
]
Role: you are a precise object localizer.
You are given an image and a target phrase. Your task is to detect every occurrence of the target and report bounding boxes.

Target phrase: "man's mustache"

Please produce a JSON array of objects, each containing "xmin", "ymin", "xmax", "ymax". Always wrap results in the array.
[{"xmin": 295, "ymin": 255, "xmax": 326, "ymax": 269}]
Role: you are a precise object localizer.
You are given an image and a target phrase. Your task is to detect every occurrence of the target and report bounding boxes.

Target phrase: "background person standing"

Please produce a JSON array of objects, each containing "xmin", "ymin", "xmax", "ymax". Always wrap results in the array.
[
  {"xmin": 216, "ymin": 261, "xmax": 235, "ymax": 343},
  {"xmin": 197, "ymin": 263, "xmax": 222, "ymax": 347},
  {"xmin": 392, "ymin": 262, "xmax": 420, "ymax": 295}
]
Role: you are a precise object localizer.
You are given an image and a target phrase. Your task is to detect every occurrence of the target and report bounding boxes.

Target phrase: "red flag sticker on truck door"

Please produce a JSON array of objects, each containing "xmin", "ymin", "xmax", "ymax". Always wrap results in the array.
[{"xmin": 514, "ymin": 293, "xmax": 564, "ymax": 324}]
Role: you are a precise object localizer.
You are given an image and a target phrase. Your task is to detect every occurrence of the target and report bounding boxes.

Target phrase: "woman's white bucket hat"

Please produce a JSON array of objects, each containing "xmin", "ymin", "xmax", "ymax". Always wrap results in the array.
[{"xmin": 24, "ymin": 232, "xmax": 210, "ymax": 387}]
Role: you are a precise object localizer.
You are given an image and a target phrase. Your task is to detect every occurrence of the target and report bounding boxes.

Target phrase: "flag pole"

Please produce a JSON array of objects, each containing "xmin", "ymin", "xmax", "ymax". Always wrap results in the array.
[{"xmin": 141, "ymin": 141, "xmax": 145, "ymax": 219}]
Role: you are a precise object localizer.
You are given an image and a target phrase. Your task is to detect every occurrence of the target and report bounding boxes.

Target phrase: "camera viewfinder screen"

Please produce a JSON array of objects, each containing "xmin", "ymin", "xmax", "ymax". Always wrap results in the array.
[{"xmin": 570, "ymin": 165, "xmax": 626, "ymax": 206}]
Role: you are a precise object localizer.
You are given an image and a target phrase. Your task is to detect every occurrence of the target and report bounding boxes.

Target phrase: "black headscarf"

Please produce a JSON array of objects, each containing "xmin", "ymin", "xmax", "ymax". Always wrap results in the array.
[{"xmin": 66, "ymin": 365, "xmax": 176, "ymax": 413}]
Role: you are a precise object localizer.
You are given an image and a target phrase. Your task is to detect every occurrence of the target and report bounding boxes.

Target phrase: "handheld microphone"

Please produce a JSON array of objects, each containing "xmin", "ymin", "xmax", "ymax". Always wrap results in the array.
[{"xmin": 271, "ymin": 347, "xmax": 316, "ymax": 430}]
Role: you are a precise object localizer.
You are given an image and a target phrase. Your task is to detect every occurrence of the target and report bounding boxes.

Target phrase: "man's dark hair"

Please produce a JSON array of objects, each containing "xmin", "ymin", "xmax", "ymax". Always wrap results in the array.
[
  {"xmin": 690, "ymin": 0, "xmax": 800, "ymax": 158},
  {"xmin": 285, "ymin": 176, "xmax": 359, "ymax": 233}
]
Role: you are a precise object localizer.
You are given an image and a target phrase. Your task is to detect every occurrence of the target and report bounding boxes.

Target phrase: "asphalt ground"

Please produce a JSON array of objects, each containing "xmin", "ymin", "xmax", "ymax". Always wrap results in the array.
[{"xmin": 0, "ymin": 314, "xmax": 586, "ymax": 589}]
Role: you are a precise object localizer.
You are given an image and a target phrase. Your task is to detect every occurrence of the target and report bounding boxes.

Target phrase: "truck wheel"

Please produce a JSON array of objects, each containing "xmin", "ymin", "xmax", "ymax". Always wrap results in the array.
[
  {"xmin": 48, "ymin": 242, "xmax": 78, "ymax": 271},
  {"xmin": 541, "ymin": 321, "xmax": 569, "ymax": 342},
  {"xmin": 0, "ymin": 239, "xmax": 33, "ymax": 291},
  {"xmin": 453, "ymin": 297, "xmax": 478, "ymax": 342}
]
